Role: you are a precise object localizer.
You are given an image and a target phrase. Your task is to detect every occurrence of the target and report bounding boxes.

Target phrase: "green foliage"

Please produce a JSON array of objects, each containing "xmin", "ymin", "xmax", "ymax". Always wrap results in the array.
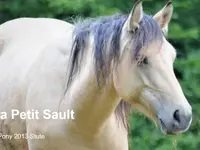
[{"xmin": 0, "ymin": 0, "xmax": 199, "ymax": 149}]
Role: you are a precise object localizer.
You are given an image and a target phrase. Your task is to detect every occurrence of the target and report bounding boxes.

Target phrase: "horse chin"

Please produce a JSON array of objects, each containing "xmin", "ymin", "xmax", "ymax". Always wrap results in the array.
[{"xmin": 158, "ymin": 119, "xmax": 180, "ymax": 136}]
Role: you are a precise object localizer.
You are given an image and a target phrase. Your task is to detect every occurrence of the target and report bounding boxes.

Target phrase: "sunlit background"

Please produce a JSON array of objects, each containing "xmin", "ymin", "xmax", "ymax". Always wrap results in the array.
[{"xmin": 0, "ymin": 0, "xmax": 199, "ymax": 149}]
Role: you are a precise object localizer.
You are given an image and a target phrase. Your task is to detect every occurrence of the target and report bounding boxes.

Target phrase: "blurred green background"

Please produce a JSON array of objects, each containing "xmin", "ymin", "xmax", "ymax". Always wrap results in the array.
[{"xmin": 0, "ymin": 0, "xmax": 199, "ymax": 149}]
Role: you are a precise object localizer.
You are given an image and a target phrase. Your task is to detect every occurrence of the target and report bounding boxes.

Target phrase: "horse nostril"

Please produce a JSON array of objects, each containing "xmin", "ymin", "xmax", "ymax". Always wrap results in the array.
[{"xmin": 173, "ymin": 110, "xmax": 181, "ymax": 123}]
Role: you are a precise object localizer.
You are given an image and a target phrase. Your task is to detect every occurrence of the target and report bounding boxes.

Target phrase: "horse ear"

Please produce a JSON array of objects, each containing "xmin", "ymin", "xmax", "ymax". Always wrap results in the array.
[
  {"xmin": 153, "ymin": 1, "xmax": 173, "ymax": 34},
  {"xmin": 125, "ymin": 0, "xmax": 143, "ymax": 32}
]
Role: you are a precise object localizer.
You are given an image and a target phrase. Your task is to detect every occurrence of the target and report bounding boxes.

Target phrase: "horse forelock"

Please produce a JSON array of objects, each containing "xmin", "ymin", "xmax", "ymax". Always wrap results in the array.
[{"xmin": 66, "ymin": 13, "xmax": 164, "ymax": 131}]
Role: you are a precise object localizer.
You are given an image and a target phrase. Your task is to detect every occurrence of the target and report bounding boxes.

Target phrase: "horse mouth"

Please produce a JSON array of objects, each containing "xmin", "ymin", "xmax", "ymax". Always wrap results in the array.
[{"xmin": 158, "ymin": 119, "xmax": 178, "ymax": 136}]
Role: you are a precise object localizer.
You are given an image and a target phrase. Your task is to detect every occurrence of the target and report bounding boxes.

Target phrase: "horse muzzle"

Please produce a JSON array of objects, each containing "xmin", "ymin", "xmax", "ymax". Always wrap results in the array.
[{"xmin": 158, "ymin": 108, "xmax": 192, "ymax": 135}]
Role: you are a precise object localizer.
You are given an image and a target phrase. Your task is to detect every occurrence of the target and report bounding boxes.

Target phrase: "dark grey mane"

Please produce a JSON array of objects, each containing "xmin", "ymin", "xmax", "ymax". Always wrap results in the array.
[{"xmin": 66, "ymin": 13, "xmax": 163, "ymax": 130}]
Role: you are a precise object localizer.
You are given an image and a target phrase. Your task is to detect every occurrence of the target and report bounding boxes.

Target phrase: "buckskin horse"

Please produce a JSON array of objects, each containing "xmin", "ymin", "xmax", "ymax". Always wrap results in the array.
[{"xmin": 0, "ymin": 1, "xmax": 192, "ymax": 150}]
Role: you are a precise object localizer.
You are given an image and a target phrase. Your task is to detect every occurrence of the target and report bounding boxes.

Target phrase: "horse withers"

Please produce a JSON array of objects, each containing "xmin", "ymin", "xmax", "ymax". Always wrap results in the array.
[{"xmin": 0, "ymin": 1, "xmax": 192, "ymax": 150}]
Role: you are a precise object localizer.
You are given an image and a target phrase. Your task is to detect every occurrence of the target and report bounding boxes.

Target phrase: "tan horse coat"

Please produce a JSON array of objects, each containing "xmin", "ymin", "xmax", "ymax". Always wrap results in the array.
[
  {"xmin": 0, "ymin": 2, "xmax": 192, "ymax": 150},
  {"xmin": 0, "ymin": 18, "xmax": 128, "ymax": 150}
]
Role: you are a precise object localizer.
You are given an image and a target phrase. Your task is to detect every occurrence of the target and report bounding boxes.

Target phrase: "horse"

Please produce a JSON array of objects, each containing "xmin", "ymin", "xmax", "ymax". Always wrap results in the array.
[{"xmin": 0, "ymin": 1, "xmax": 192, "ymax": 150}]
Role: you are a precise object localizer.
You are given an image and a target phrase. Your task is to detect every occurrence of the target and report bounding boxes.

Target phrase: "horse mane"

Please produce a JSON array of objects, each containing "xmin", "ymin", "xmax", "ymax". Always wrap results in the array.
[{"xmin": 66, "ymin": 13, "xmax": 163, "ymax": 131}]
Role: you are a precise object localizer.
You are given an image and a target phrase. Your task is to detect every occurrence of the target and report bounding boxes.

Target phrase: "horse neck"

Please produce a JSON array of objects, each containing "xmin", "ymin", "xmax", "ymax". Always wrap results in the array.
[{"xmin": 65, "ymin": 44, "xmax": 122, "ymax": 135}]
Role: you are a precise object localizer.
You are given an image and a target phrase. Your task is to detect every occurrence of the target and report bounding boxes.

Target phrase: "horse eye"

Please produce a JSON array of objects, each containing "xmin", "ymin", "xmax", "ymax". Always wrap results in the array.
[{"xmin": 142, "ymin": 57, "xmax": 148, "ymax": 65}]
